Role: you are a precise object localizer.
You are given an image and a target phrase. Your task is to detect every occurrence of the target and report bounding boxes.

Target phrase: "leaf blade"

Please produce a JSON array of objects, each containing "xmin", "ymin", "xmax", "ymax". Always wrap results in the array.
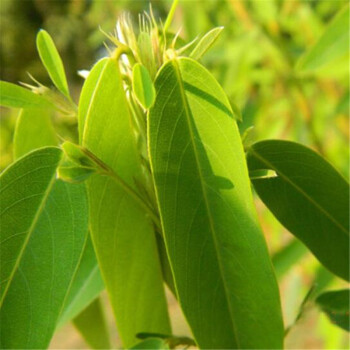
[
  {"xmin": 57, "ymin": 235, "xmax": 104, "ymax": 328},
  {"xmin": 80, "ymin": 58, "xmax": 171, "ymax": 347},
  {"xmin": 13, "ymin": 108, "xmax": 57, "ymax": 159},
  {"xmin": 0, "ymin": 81, "xmax": 52, "ymax": 109},
  {"xmin": 12, "ymin": 108, "xmax": 104, "ymax": 328},
  {"xmin": 189, "ymin": 27, "xmax": 224, "ymax": 60},
  {"xmin": 0, "ymin": 147, "xmax": 89, "ymax": 348},
  {"xmin": 73, "ymin": 298, "xmax": 111, "ymax": 349},
  {"xmin": 247, "ymin": 140, "xmax": 350, "ymax": 281},
  {"xmin": 148, "ymin": 58, "xmax": 284, "ymax": 349},
  {"xmin": 36, "ymin": 30, "xmax": 69, "ymax": 97},
  {"xmin": 132, "ymin": 63, "xmax": 156, "ymax": 109},
  {"xmin": 78, "ymin": 58, "xmax": 108, "ymax": 142}
]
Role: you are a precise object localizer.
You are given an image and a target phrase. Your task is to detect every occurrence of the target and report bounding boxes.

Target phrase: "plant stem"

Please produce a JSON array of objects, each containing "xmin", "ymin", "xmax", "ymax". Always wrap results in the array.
[
  {"xmin": 103, "ymin": 168, "xmax": 161, "ymax": 230},
  {"xmin": 82, "ymin": 147, "xmax": 161, "ymax": 229}
]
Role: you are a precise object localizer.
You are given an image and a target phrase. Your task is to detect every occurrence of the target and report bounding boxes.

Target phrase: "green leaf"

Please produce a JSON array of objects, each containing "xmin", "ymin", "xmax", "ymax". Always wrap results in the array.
[
  {"xmin": 80, "ymin": 58, "xmax": 171, "ymax": 347},
  {"xmin": 316, "ymin": 289, "xmax": 350, "ymax": 332},
  {"xmin": 189, "ymin": 27, "xmax": 224, "ymax": 60},
  {"xmin": 148, "ymin": 57, "xmax": 284, "ymax": 349},
  {"xmin": 0, "ymin": 147, "xmax": 89, "ymax": 348},
  {"xmin": 36, "ymin": 30, "xmax": 70, "ymax": 97},
  {"xmin": 13, "ymin": 108, "xmax": 57, "ymax": 159},
  {"xmin": 272, "ymin": 239, "xmax": 309, "ymax": 279},
  {"xmin": 57, "ymin": 236, "xmax": 104, "ymax": 328},
  {"xmin": 296, "ymin": 5, "xmax": 350, "ymax": 73},
  {"xmin": 130, "ymin": 338, "xmax": 169, "ymax": 350},
  {"xmin": 132, "ymin": 63, "xmax": 156, "ymax": 109},
  {"xmin": 73, "ymin": 298, "xmax": 111, "ymax": 349},
  {"xmin": 78, "ymin": 58, "xmax": 107, "ymax": 142},
  {"xmin": 0, "ymin": 81, "xmax": 52, "ymax": 109},
  {"xmin": 12, "ymin": 111, "xmax": 102, "ymax": 329},
  {"xmin": 247, "ymin": 140, "xmax": 350, "ymax": 281}
]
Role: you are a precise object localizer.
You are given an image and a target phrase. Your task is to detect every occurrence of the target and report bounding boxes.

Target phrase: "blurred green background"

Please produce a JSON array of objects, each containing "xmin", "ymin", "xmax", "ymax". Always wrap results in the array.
[{"xmin": 0, "ymin": 0, "xmax": 349, "ymax": 349}]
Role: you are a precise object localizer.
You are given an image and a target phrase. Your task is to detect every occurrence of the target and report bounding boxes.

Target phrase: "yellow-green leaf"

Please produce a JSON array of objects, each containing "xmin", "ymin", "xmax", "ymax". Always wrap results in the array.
[
  {"xmin": 13, "ymin": 108, "xmax": 57, "ymax": 159},
  {"xmin": 132, "ymin": 63, "xmax": 156, "ymax": 109},
  {"xmin": 36, "ymin": 30, "xmax": 70, "ymax": 97},
  {"xmin": 0, "ymin": 81, "xmax": 52, "ymax": 109},
  {"xmin": 80, "ymin": 58, "xmax": 171, "ymax": 347},
  {"xmin": 189, "ymin": 27, "xmax": 224, "ymax": 60}
]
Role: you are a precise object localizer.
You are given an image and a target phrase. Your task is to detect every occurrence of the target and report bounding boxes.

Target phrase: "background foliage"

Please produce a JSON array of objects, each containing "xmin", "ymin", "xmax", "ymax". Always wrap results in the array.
[{"xmin": 0, "ymin": 0, "xmax": 349, "ymax": 349}]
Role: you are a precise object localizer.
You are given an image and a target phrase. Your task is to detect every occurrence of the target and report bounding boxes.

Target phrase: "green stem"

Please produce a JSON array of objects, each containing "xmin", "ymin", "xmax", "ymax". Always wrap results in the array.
[
  {"xmin": 113, "ymin": 45, "xmax": 136, "ymax": 65},
  {"xmin": 82, "ymin": 147, "xmax": 161, "ymax": 230},
  {"xmin": 103, "ymin": 168, "xmax": 161, "ymax": 230}
]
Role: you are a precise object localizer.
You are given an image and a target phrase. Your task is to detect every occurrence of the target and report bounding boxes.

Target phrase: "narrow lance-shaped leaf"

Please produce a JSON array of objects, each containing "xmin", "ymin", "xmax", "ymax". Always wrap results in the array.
[
  {"xmin": 132, "ymin": 63, "xmax": 156, "ymax": 109},
  {"xmin": 78, "ymin": 58, "xmax": 107, "ymax": 142},
  {"xmin": 247, "ymin": 140, "xmax": 350, "ymax": 281},
  {"xmin": 36, "ymin": 30, "xmax": 70, "ymax": 97},
  {"xmin": 80, "ymin": 57, "xmax": 171, "ymax": 347},
  {"xmin": 316, "ymin": 289, "xmax": 350, "ymax": 332},
  {"xmin": 148, "ymin": 57, "xmax": 284, "ymax": 349},
  {"xmin": 13, "ymin": 108, "xmax": 57, "ymax": 159},
  {"xmin": 296, "ymin": 5, "xmax": 349, "ymax": 73},
  {"xmin": 0, "ymin": 81, "xmax": 52, "ymax": 109},
  {"xmin": 189, "ymin": 27, "xmax": 224, "ymax": 60},
  {"xmin": 73, "ymin": 298, "xmax": 111, "ymax": 349},
  {"xmin": 0, "ymin": 147, "xmax": 88, "ymax": 349}
]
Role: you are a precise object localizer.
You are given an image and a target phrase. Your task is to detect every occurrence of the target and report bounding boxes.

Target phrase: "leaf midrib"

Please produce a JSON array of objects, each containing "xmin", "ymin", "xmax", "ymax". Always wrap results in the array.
[
  {"xmin": 0, "ymin": 158, "xmax": 60, "ymax": 307},
  {"xmin": 250, "ymin": 147, "xmax": 348, "ymax": 235},
  {"xmin": 171, "ymin": 59, "xmax": 240, "ymax": 347}
]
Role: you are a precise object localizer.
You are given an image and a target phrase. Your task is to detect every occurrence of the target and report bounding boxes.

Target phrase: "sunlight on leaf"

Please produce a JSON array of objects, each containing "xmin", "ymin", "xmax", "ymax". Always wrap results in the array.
[
  {"xmin": 36, "ymin": 30, "xmax": 70, "ymax": 97},
  {"xmin": 80, "ymin": 58, "xmax": 171, "ymax": 347},
  {"xmin": 132, "ymin": 63, "xmax": 156, "ymax": 109},
  {"xmin": 148, "ymin": 57, "xmax": 284, "ymax": 349},
  {"xmin": 13, "ymin": 108, "xmax": 57, "ymax": 159},
  {"xmin": 190, "ymin": 27, "xmax": 224, "ymax": 60},
  {"xmin": 0, "ymin": 81, "xmax": 52, "ymax": 109}
]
